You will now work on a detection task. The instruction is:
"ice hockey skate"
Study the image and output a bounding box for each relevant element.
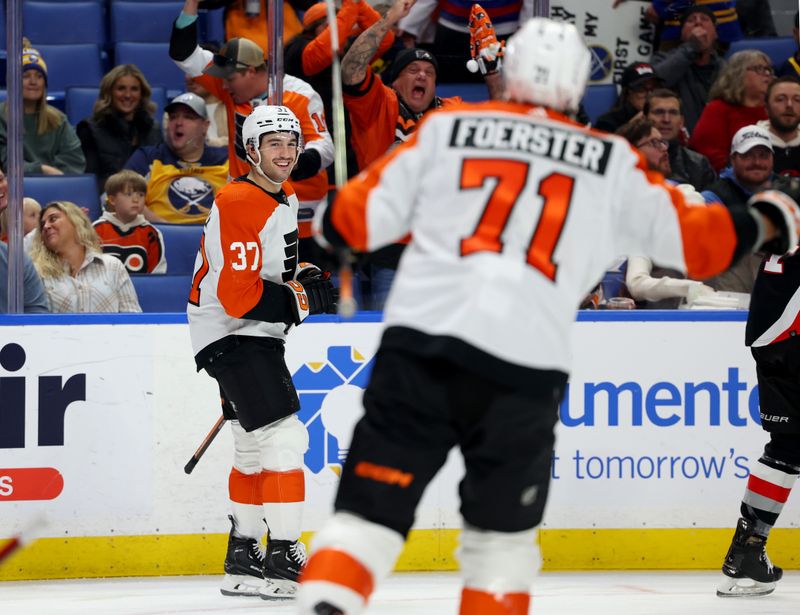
[717,517,783,597]
[259,535,308,600]
[219,516,266,597]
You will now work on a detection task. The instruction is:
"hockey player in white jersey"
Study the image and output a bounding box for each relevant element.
[187,105,336,600]
[295,18,800,615]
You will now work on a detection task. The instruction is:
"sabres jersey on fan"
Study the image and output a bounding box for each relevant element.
[187,177,301,358]
[318,101,753,385]
[173,46,334,238]
[125,142,229,224]
[746,249,800,347]
[93,212,166,274]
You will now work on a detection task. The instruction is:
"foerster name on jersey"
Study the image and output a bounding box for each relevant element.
[449,118,612,175]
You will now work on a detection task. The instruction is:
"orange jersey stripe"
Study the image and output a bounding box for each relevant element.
[300,548,375,600]
[459,587,530,615]
[261,468,305,503]
[331,130,421,251]
[632,154,738,280]
[229,468,263,505]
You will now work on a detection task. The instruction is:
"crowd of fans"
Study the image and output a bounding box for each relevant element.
[1,0,799,313]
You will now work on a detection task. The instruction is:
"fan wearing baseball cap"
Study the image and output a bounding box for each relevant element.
[123,92,229,224]
[595,62,665,133]
[169,0,333,260]
[699,124,776,295]
[702,125,775,216]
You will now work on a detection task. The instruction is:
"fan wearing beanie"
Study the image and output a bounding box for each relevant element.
[0,39,86,176]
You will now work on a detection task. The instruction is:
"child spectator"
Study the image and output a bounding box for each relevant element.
[93,170,166,274]
[22,197,42,236]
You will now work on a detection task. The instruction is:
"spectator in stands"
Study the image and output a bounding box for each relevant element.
[31,201,142,313]
[649,1,741,50]
[396,0,524,83]
[689,50,771,172]
[340,0,461,309]
[644,88,716,190]
[595,62,664,133]
[77,65,163,191]
[0,197,40,244]
[198,0,313,51]
[183,71,228,148]
[651,6,724,132]
[758,76,800,177]
[616,116,725,309]
[284,0,395,178]
[701,125,775,294]
[0,44,86,176]
[125,93,228,224]
[736,0,777,37]
[0,162,49,313]
[30,201,141,313]
[0,242,49,313]
[777,13,800,80]
[93,170,166,274]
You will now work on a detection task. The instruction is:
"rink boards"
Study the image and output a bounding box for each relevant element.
[1,311,799,580]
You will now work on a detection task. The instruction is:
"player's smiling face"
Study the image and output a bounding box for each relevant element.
[393,61,436,115]
[257,132,299,183]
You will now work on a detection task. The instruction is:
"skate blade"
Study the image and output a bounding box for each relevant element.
[716,575,776,597]
[259,577,298,600]
[220,573,265,597]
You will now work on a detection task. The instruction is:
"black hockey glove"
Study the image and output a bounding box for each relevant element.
[303,274,339,315]
[749,177,800,255]
[295,262,323,282]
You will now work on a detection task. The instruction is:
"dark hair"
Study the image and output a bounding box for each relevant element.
[643,88,682,115]
[766,75,800,100]
[616,116,655,147]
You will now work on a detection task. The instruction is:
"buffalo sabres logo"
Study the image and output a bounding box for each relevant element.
[168,176,215,217]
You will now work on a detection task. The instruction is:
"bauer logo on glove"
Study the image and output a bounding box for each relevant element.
[466,3,505,75]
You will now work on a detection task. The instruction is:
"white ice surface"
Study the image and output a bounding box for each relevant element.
[1,571,799,615]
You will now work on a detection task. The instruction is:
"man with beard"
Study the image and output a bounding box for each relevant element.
[758,77,800,177]
[701,125,776,294]
[645,88,716,190]
[125,92,229,224]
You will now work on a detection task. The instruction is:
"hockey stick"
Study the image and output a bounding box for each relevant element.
[0,516,47,567]
[184,414,226,474]
[325,0,358,318]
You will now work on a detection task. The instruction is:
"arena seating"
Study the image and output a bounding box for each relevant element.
[110,2,183,44]
[582,84,618,126]
[34,43,105,98]
[23,1,106,46]
[155,224,203,276]
[114,42,186,96]
[436,82,489,103]
[130,273,192,313]
[23,174,101,221]
[725,36,795,68]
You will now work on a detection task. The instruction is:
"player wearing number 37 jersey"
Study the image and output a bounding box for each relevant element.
[188,105,336,601]
[296,18,800,615]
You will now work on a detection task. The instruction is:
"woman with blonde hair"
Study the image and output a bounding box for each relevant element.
[0,43,86,175]
[77,64,163,188]
[30,201,141,313]
[689,49,773,171]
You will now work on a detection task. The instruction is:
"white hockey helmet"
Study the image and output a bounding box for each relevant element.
[242,104,302,157]
[503,18,591,113]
